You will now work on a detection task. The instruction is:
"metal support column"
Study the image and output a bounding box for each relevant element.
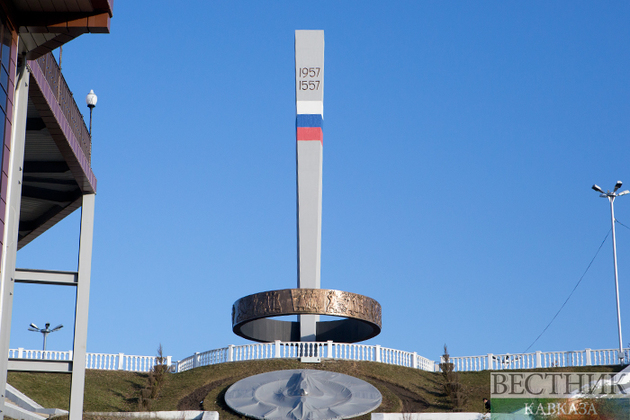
[608,196,624,360]
[0,58,29,420]
[68,193,95,420]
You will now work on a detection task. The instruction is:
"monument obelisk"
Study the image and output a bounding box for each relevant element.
[295,30,324,341]
[231,32,380,345]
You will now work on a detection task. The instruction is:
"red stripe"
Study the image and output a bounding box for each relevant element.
[297,127,323,143]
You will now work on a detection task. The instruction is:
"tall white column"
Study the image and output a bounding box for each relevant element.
[68,193,95,420]
[295,30,324,341]
[0,58,29,420]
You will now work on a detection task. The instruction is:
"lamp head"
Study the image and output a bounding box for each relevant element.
[86,90,97,109]
[592,184,605,194]
[614,181,623,192]
[29,323,38,329]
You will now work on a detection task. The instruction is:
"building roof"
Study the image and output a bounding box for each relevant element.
[3,0,113,59]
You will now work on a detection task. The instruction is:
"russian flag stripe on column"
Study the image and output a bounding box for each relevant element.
[296,113,323,143]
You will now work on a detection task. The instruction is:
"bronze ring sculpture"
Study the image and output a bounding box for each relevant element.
[232,289,382,343]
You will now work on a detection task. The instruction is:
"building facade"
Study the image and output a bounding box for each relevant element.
[0,2,113,420]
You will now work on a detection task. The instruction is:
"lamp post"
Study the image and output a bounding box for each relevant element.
[592,181,629,361]
[86,90,97,135]
[28,322,63,351]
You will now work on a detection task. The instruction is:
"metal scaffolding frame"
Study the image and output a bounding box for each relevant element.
[0,58,96,420]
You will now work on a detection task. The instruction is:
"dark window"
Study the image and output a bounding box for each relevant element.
[0,110,6,137]
[0,10,8,200]
[0,24,8,72]
[0,44,8,72]
[0,86,6,114]
[0,66,7,93]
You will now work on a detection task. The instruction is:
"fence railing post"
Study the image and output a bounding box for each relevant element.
[274,340,281,358]
[585,348,592,366]
[536,351,542,368]
[487,354,493,370]
[325,341,332,358]
[228,345,234,362]
[193,352,200,368]
[412,352,418,369]
[118,353,124,370]
[375,345,381,363]
[17,348,23,358]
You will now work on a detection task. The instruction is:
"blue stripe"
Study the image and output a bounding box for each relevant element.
[296,114,323,128]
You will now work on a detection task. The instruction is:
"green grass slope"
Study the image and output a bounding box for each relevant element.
[7,360,623,420]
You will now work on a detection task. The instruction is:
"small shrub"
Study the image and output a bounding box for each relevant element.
[439,345,468,412]
[138,344,169,410]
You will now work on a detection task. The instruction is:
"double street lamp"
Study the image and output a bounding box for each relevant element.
[28,322,63,351]
[592,181,629,360]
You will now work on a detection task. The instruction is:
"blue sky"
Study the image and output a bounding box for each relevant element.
[8,1,630,364]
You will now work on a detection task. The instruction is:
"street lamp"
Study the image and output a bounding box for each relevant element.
[86,90,97,135]
[592,181,630,361]
[28,322,63,351]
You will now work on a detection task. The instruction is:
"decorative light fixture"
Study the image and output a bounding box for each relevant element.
[86,90,97,135]
[28,322,63,351]
[592,181,630,361]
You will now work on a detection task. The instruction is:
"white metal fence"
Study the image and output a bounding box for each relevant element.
[8,344,629,373]
[8,348,171,372]
[447,348,630,372]
[174,340,436,372]
[8,348,73,361]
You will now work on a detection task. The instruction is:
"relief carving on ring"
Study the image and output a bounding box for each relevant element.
[232,289,381,328]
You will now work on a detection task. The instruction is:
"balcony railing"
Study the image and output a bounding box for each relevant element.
[32,53,92,162]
